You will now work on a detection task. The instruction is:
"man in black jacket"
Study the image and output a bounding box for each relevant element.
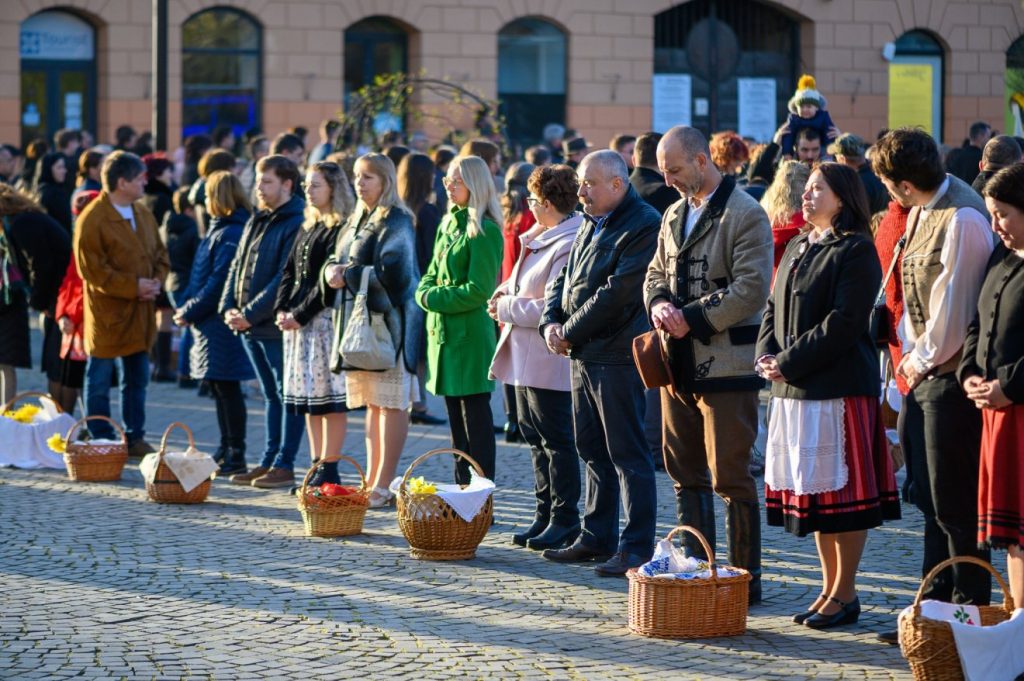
[540,150,661,576]
[629,132,678,215]
[221,155,304,489]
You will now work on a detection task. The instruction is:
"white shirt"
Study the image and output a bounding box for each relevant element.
[112,202,136,232]
[898,177,994,374]
[683,183,720,240]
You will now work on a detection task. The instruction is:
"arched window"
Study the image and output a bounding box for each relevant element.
[19,10,97,147]
[182,8,261,145]
[888,30,944,138]
[498,17,567,147]
[654,0,799,141]
[1005,35,1024,136]
[345,18,408,104]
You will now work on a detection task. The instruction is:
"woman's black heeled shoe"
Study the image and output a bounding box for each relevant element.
[805,596,860,629]
[792,594,827,624]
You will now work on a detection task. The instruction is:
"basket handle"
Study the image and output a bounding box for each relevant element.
[399,447,485,492]
[158,422,197,461]
[2,391,62,414]
[299,455,368,496]
[912,555,1015,616]
[63,415,128,444]
[664,524,719,584]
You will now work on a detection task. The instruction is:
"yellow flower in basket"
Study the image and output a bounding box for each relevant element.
[407,476,437,495]
[47,433,67,453]
[4,404,41,424]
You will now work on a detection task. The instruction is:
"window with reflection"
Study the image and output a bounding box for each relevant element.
[498,18,567,146]
[182,8,261,144]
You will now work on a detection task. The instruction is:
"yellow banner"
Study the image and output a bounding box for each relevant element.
[888,63,933,134]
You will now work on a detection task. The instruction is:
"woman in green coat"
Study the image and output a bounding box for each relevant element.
[416,155,504,484]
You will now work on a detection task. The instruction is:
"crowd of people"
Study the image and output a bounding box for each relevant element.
[1,73,1022,644]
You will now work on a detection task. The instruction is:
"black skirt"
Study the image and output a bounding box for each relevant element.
[0,291,31,368]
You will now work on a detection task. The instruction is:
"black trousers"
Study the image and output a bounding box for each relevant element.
[572,361,656,558]
[900,373,991,605]
[208,380,247,452]
[444,393,496,485]
[515,386,580,526]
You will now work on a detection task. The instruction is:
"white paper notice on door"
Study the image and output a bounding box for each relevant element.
[64,92,82,129]
[737,78,777,142]
[652,74,692,133]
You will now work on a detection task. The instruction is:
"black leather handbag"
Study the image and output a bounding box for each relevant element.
[869,236,906,349]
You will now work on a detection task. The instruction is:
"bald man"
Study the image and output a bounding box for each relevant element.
[644,126,773,604]
[540,150,662,576]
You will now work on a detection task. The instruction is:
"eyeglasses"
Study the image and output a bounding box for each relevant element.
[526,196,543,207]
[443,176,464,188]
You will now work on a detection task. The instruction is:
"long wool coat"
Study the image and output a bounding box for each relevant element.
[73,193,170,358]
[416,206,503,397]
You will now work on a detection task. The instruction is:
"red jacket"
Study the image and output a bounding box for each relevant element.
[54,257,85,361]
[501,206,537,284]
[771,210,806,285]
[874,200,912,395]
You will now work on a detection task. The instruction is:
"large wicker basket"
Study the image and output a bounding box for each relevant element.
[899,555,1015,681]
[297,455,370,537]
[145,422,212,504]
[396,448,493,561]
[63,416,129,482]
[627,525,751,639]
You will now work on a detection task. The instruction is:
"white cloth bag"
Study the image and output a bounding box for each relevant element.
[339,267,396,371]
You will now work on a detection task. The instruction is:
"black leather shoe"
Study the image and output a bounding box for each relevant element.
[512,518,549,547]
[410,410,446,426]
[805,596,860,629]
[526,523,581,551]
[792,594,827,625]
[542,542,613,564]
[503,422,521,443]
[876,629,900,645]
[594,552,649,577]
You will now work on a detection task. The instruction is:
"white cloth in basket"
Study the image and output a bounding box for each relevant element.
[766,397,848,495]
[0,410,76,469]
[389,470,496,522]
[140,448,217,493]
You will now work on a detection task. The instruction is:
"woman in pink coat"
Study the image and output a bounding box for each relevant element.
[489,164,583,551]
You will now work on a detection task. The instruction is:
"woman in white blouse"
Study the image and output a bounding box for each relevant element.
[755,163,900,630]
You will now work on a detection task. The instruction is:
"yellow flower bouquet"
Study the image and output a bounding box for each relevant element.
[47,433,67,454]
[407,476,437,495]
[3,404,41,424]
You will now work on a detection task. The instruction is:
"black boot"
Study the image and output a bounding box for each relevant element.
[726,499,763,605]
[217,447,247,477]
[513,516,549,547]
[526,522,581,550]
[676,490,716,560]
[152,332,175,381]
[318,460,340,485]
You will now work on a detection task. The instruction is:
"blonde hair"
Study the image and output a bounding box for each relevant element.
[450,155,502,238]
[351,153,411,224]
[205,170,251,218]
[303,162,354,229]
[761,160,810,227]
[0,184,43,216]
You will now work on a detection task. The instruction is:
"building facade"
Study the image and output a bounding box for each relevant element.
[4,0,1023,151]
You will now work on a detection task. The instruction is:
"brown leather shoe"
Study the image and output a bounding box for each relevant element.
[251,467,295,489]
[229,466,269,485]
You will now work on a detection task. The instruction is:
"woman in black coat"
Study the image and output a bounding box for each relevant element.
[0,185,72,403]
[756,163,900,630]
[960,164,1024,607]
[34,152,72,234]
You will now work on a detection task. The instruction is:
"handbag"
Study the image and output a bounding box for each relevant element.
[339,267,396,371]
[632,329,675,392]
[868,235,906,349]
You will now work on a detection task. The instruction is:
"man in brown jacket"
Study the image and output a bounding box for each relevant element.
[74,151,170,455]
[644,126,773,604]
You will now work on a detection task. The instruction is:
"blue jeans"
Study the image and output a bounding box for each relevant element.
[177,327,193,378]
[84,351,149,443]
[242,335,303,470]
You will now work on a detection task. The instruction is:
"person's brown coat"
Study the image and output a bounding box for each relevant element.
[73,192,170,358]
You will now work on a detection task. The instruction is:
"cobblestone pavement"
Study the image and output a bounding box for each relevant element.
[0,354,944,680]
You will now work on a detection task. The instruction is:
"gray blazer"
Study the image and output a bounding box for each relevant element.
[644,175,773,393]
[323,206,423,374]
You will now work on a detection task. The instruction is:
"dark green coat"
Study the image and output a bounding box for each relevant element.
[416,206,503,396]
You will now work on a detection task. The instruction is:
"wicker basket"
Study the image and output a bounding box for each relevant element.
[627,525,751,639]
[63,416,129,482]
[899,556,1015,681]
[297,455,370,537]
[396,448,493,560]
[1,391,60,414]
[145,422,212,504]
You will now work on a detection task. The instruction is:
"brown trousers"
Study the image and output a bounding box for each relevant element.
[661,388,759,503]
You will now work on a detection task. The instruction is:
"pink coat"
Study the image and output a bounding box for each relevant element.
[489,214,583,391]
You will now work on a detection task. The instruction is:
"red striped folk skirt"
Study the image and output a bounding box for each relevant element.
[766,395,901,537]
[978,404,1024,549]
